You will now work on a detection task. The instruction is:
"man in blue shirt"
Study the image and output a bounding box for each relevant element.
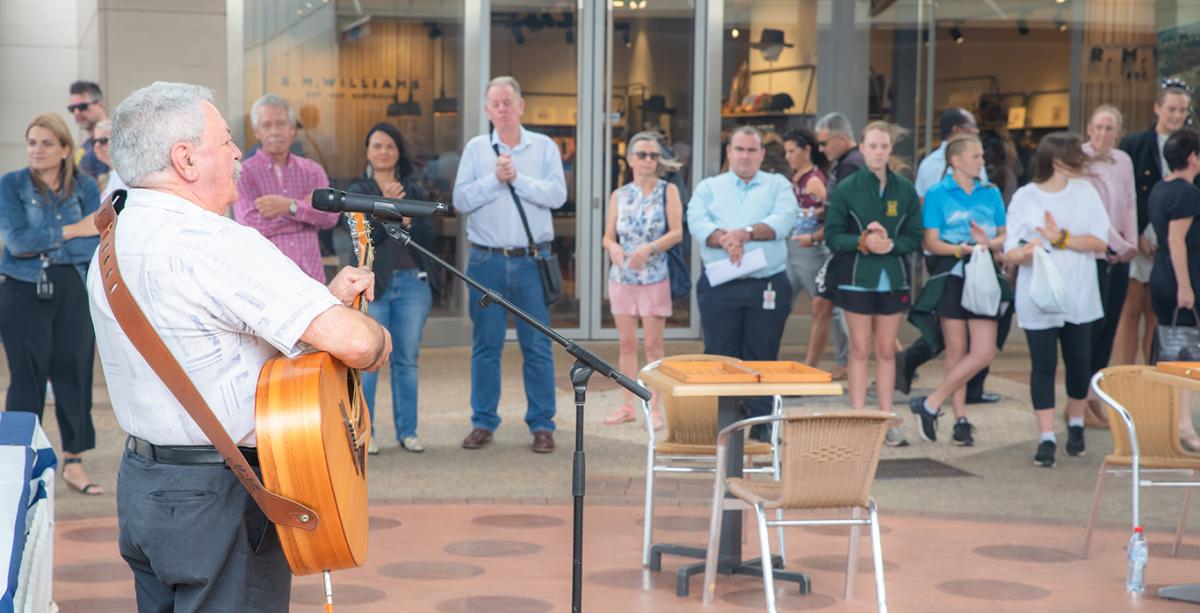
[453,76,567,453]
[689,126,797,438]
[67,81,110,177]
[913,108,987,198]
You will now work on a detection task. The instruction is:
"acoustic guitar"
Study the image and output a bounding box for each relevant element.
[254,212,375,576]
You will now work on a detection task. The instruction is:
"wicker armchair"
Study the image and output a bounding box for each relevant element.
[701,411,898,613]
[637,355,784,568]
[1083,366,1200,559]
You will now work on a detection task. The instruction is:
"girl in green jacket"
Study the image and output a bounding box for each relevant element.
[825,121,923,445]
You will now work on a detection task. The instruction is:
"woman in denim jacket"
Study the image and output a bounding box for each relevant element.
[0,113,103,494]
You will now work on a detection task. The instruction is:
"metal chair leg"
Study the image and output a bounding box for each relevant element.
[869,501,888,613]
[702,478,727,605]
[845,507,861,600]
[1172,470,1195,557]
[755,502,777,613]
[642,451,656,567]
[774,509,787,568]
[1080,465,1109,559]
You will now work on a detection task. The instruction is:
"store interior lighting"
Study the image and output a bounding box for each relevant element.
[1017,18,1030,36]
[731,27,740,39]
[1054,13,1068,31]
[949,25,965,44]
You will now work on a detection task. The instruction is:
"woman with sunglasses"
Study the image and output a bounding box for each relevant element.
[601,131,684,428]
[91,120,126,201]
[0,113,103,494]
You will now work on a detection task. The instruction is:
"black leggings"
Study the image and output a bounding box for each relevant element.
[0,266,96,453]
[1023,322,1093,411]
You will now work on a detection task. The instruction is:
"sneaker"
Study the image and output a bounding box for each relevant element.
[367,439,380,455]
[1034,440,1057,468]
[909,396,940,442]
[885,426,910,447]
[400,436,424,453]
[1066,426,1085,457]
[952,418,975,447]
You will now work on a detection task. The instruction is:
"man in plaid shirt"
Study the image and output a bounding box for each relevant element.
[235,93,340,282]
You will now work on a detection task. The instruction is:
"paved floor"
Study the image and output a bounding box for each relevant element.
[7,338,1200,610]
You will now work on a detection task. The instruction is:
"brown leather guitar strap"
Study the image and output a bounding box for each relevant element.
[94,190,318,531]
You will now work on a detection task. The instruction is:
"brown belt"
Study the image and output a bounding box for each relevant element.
[127,435,259,467]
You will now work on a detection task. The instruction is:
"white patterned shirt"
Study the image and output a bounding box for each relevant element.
[87,189,341,446]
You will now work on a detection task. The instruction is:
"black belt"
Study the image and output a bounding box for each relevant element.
[472,242,552,257]
[126,436,259,467]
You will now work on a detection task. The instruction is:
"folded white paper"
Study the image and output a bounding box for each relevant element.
[704,248,767,287]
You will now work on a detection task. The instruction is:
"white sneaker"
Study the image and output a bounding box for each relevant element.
[885,426,909,447]
[400,436,424,453]
[367,439,380,455]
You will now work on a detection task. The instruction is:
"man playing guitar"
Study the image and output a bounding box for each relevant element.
[86,81,390,611]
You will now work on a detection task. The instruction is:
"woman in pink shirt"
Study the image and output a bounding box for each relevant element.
[1082,105,1138,427]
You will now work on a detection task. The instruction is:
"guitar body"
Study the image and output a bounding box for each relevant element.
[255,351,370,575]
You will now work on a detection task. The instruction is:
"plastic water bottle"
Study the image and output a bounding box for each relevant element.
[1126,526,1148,593]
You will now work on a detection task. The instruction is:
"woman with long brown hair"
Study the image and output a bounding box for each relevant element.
[0,113,103,493]
[1004,132,1110,468]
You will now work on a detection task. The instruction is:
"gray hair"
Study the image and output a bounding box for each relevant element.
[815,112,856,141]
[111,81,212,187]
[94,119,112,134]
[250,93,295,128]
[627,131,683,175]
[486,76,523,99]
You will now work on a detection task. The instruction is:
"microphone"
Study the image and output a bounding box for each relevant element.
[311,188,448,221]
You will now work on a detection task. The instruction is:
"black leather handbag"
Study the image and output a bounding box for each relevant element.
[1152,308,1200,364]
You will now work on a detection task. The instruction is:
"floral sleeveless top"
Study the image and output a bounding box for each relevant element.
[610,180,669,285]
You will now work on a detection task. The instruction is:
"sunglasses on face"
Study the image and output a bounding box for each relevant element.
[94,137,110,146]
[630,151,660,161]
[67,101,98,113]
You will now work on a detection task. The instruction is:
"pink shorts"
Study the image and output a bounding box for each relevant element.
[608,279,672,318]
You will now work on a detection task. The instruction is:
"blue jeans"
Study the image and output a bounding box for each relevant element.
[467,247,557,433]
[362,269,432,440]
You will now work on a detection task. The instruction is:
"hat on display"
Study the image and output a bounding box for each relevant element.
[750,28,794,61]
[640,95,676,115]
[768,93,795,111]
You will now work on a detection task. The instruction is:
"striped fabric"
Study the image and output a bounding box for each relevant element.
[0,412,56,613]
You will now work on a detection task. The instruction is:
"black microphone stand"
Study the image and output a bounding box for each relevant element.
[376,220,652,613]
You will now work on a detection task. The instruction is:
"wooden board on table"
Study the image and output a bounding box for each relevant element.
[741,360,832,383]
[659,361,758,384]
[1156,362,1200,381]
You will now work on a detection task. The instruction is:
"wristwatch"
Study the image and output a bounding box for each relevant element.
[288,200,298,215]
[743,225,754,239]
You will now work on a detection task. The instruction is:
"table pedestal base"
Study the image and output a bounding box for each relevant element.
[649,543,810,597]
[1158,584,1200,604]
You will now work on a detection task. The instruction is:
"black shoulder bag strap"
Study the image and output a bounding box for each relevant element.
[491,140,539,255]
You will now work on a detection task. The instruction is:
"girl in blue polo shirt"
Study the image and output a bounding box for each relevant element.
[909,134,1006,447]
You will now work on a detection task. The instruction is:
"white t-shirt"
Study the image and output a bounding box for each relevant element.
[87,189,342,446]
[1004,179,1111,330]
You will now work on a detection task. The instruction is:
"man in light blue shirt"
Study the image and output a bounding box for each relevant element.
[914,108,987,198]
[452,76,567,453]
[688,125,797,436]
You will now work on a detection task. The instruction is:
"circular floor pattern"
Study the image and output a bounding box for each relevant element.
[443,539,544,558]
[973,544,1078,564]
[59,525,119,543]
[369,516,402,530]
[720,588,838,610]
[378,560,486,580]
[1149,542,1200,560]
[434,595,554,613]
[803,524,891,537]
[471,513,565,529]
[290,583,386,605]
[795,554,900,573]
[936,579,1051,601]
[55,560,131,583]
[634,515,711,532]
[585,568,676,591]
[58,597,137,612]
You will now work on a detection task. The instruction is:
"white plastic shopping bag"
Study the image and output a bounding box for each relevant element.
[961,245,1001,316]
[1030,246,1068,314]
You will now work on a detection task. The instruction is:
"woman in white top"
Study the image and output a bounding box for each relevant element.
[1003,132,1110,469]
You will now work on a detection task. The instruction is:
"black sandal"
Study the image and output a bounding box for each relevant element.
[62,457,103,496]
